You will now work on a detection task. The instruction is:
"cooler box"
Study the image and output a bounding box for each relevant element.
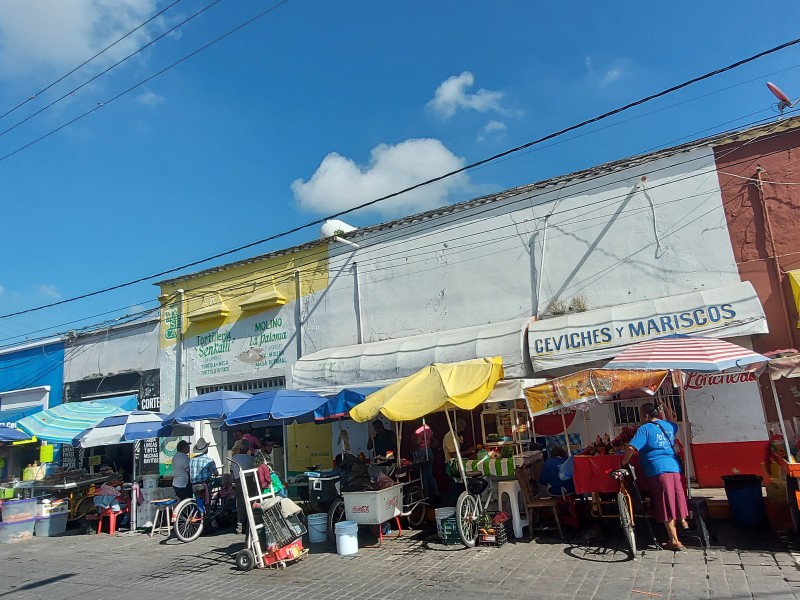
[0,517,35,543]
[342,484,403,525]
[1,498,37,522]
[34,513,68,537]
[36,500,68,517]
[309,476,340,504]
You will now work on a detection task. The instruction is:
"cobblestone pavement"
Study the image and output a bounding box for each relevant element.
[1,521,799,600]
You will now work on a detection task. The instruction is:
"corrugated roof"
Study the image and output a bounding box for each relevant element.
[157,116,800,287]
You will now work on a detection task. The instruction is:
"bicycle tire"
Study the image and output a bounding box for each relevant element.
[455,491,479,548]
[617,490,637,559]
[404,484,426,528]
[327,497,345,538]
[174,498,204,543]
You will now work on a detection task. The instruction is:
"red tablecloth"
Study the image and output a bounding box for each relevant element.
[573,454,641,494]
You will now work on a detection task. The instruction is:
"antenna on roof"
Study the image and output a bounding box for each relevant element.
[767,81,796,115]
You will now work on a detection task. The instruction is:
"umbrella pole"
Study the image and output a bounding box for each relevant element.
[770,377,794,459]
[677,370,693,499]
[445,410,468,490]
[560,411,572,456]
[283,421,289,481]
[396,422,402,467]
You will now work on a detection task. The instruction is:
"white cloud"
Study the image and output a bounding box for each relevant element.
[585,55,627,87]
[37,284,60,300]
[427,72,508,119]
[292,139,470,217]
[602,66,623,86]
[137,90,164,107]
[0,1,159,81]
[477,120,507,142]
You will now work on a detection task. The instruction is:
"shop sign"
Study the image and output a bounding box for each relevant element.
[684,372,757,390]
[139,396,161,412]
[142,438,160,465]
[527,282,767,372]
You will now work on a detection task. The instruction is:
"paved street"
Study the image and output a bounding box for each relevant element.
[1,521,800,600]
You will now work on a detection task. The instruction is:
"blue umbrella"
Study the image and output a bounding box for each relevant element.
[314,387,381,422]
[72,411,194,448]
[224,389,328,427]
[165,390,252,424]
[0,426,31,443]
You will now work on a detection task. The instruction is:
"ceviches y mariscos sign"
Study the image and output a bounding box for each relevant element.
[527,282,767,372]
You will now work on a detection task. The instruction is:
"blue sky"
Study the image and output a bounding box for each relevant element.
[1,1,800,345]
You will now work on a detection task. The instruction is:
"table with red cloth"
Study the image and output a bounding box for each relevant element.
[573,454,651,494]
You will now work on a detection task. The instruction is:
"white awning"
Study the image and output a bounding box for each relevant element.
[527,281,768,372]
[292,317,530,389]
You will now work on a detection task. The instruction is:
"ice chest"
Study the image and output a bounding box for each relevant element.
[309,476,340,504]
[342,484,403,524]
[34,513,68,537]
[36,501,68,517]
[0,517,35,543]
[1,498,37,522]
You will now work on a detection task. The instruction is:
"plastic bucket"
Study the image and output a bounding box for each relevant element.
[435,507,455,539]
[307,513,328,544]
[721,474,766,526]
[334,520,358,556]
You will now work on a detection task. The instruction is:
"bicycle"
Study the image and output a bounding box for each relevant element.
[454,469,493,547]
[610,464,639,559]
[173,477,236,542]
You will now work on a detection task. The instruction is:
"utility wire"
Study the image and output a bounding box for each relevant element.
[1,34,798,321]
[0,0,183,122]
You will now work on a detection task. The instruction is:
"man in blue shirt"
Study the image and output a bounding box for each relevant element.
[539,446,575,496]
[622,402,688,551]
[190,438,219,484]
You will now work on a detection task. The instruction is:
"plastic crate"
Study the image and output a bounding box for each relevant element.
[342,484,403,525]
[0,517,35,543]
[478,520,514,548]
[1,498,37,523]
[263,539,307,567]
[439,515,461,545]
[255,504,306,549]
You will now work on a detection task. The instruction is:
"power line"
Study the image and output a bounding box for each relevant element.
[2,35,799,321]
[0,0,183,123]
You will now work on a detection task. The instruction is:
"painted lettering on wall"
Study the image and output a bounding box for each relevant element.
[684,371,756,390]
[163,307,179,340]
[532,303,737,355]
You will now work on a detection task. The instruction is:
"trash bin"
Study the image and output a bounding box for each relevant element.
[721,474,766,526]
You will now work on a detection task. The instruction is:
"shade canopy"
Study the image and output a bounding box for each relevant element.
[224,389,329,427]
[73,411,194,448]
[604,334,768,373]
[0,426,31,443]
[766,351,800,380]
[165,390,252,424]
[524,369,669,418]
[17,400,130,444]
[314,387,380,423]
[350,357,504,423]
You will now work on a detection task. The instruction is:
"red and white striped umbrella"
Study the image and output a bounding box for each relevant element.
[604,334,768,372]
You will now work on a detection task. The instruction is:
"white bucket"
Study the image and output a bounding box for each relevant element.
[435,507,455,539]
[307,513,328,544]
[334,520,358,556]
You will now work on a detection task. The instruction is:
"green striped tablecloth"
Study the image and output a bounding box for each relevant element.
[462,457,516,477]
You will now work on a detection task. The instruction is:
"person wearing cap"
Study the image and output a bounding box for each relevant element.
[621,402,688,551]
[189,438,219,485]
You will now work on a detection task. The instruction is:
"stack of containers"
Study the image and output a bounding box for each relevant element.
[34,499,68,537]
[0,498,37,543]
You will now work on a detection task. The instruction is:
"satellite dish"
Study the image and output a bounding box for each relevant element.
[767,82,795,114]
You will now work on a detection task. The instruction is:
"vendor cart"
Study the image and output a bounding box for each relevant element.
[33,476,107,521]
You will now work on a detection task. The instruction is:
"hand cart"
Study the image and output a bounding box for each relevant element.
[234,466,308,571]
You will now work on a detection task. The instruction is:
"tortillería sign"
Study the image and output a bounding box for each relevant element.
[527,282,768,372]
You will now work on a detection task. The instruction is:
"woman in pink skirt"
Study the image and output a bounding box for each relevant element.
[622,402,688,551]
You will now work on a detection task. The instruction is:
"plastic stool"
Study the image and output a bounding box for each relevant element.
[497,480,529,539]
[149,498,176,538]
[97,506,128,535]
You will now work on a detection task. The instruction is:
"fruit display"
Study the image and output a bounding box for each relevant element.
[580,426,638,456]
[37,467,98,486]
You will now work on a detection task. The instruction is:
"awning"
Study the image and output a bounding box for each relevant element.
[789,271,800,328]
[527,281,767,372]
[0,405,43,428]
[17,400,130,444]
[292,317,530,389]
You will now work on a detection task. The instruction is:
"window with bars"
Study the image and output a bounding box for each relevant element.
[612,394,683,426]
[196,376,286,395]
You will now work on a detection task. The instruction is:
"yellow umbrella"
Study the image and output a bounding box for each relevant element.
[350,357,504,423]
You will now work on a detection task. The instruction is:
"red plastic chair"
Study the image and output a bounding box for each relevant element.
[97,506,128,535]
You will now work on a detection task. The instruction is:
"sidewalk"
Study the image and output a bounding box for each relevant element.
[0,520,798,600]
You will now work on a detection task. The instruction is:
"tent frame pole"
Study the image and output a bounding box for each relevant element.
[445,410,468,490]
[676,369,693,499]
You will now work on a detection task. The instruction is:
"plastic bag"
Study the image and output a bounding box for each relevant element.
[558,456,574,481]
[374,471,395,490]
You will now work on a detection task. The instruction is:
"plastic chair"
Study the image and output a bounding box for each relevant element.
[515,464,563,539]
[497,480,529,539]
[97,505,128,535]
[149,498,176,538]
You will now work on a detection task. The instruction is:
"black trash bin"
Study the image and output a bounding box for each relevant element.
[721,474,766,526]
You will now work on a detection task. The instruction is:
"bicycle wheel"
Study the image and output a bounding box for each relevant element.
[455,491,479,548]
[617,491,637,559]
[174,498,204,543]
[404,484,426,528]
[327,497,345,538]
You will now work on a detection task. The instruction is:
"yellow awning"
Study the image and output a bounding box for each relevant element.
[350,357,504,422]
[789,270,800,328]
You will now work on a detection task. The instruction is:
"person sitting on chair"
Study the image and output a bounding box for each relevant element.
[539,446,575,496]
[93,473,129,525]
